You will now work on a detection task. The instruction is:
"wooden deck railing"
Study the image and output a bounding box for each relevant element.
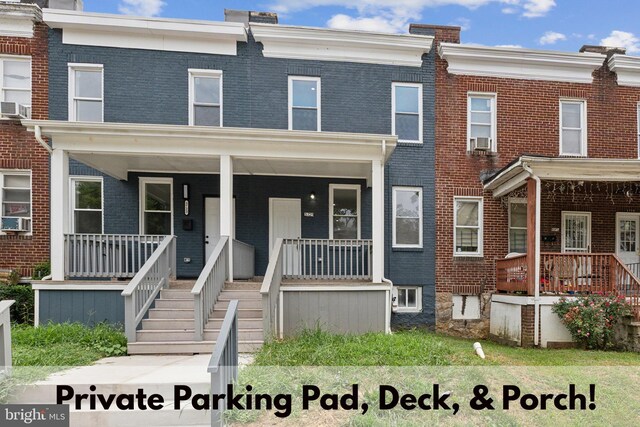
[122,236,176,342]
[496,252,640,319]
[192,236,229,341]
[261,238,284,339]
[282,238,372,280]
[208,299,239,426]
[65,234,166,278]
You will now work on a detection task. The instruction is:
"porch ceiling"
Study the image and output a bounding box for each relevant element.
[484,155,640,197]
[24,120,396,182]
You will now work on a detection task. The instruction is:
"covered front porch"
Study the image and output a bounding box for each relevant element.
[484,156,640,347]
[25,120,396,351]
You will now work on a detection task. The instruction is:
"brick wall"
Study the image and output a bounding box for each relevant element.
[435,45,640,334]
[0,21,49,277]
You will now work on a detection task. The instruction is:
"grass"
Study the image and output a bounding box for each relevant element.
[253,329,640,366]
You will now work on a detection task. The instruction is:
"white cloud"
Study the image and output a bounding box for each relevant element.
[538,31,566,45]
[269,0,557,34]
[495,44,523,48]
[118,0,165,17]
[449,17,471,31]
[601,30,640,54]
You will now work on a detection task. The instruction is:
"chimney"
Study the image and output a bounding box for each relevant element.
[19,0,83,11]
[224,9,278,25]
[409,24,461,44]
[580,44,626,57]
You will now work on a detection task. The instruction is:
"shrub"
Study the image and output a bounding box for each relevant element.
[0,270,20,286]
[31,261,51,281]
[552,293,632,350]
[0,284,34,324]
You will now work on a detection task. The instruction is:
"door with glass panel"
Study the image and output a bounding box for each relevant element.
[616,213,640,276]
[561,211,591,288]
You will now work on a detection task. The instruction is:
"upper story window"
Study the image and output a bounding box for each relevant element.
[71,177,103,234]
[392,83,422,143]
[1,57,31,109]
[68,64,103,122]
[329,184,360,239]
[189,69,222,126]
[560,99,587,156]
[454,197,483,257]
[0,171,31,234]
[468,93,496,152]
[289,76,321,131]
[393,187,423,248]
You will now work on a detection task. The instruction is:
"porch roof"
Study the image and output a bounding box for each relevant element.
[483,155,640,197]
[22,120,397,182]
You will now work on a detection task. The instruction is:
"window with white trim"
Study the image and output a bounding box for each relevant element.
[560,99,586,156]
[508,198,527,253]
[140,178,173,235]
[0,171,31,233]
[329,184,360,239]
[467,93,496,151]
[68,64,103,122]
[454,197,483,256]
[189,69,222,126]
[393,186,422,248]
[392,83,422,143]
[71,177,103,234]
[289,76,320,131]
[394,286,422,313]
[0,57,31,108]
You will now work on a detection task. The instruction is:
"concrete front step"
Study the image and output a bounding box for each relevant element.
[136,328,264,342]
[160,288,193,299]
[128,340,263,354]
[155,298,194,309]
[223,281,261,290]
[211,308,262,319]
[149,308,194,319]
[167,280,196,289]
[215,298,262,309]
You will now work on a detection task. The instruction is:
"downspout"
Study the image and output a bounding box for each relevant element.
[522,163,541,346]
[35,125,53,280]
[34,125,53,154]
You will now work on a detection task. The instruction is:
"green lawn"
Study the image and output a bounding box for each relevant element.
[253,329,640,366]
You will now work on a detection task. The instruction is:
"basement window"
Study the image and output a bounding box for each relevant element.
[394,286,422,313]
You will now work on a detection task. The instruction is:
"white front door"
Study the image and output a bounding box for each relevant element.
[204,197,235,261]
[269,198,302,275]
[561,211,591,253]
[616,213,640,265]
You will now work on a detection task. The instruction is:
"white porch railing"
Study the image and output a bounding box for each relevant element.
[208,299,239,426]
[192,236,229,341]
[0,300,15,379]
[282,238,372,280]
[122,236,176,342]
[261,238,284,339]
[65,234,166,278]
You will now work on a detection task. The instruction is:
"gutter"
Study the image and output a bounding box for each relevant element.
[34,125,53,154]
[522,162,541,347]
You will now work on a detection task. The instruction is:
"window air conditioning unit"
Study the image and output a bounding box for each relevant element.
[1,217,29,232]
[1,102,30,119]
[470,137,492,151]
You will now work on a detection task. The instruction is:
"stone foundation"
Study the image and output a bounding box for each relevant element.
[613,318,640,352]
[435,292,491,338]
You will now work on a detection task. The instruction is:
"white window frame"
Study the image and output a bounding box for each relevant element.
[453,196,483,257]
[394,286,422,313]
[139,177,174,236]
[68,63,104,122]
[328,183,361,240]
[288,76,321,131]
[0,170,32,235]
[188,69,223,127]
[559,99,587,157]
[561,211,592,253]
[70,176,104,234]
[392,186,423,248]
[0,55,31,112]
[508,197,527,254]
[392,82,423,144]
[467,92,497,152]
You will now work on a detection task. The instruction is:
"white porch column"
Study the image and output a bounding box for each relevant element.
[50,149,69,281]
[371,159,384,283]
[220,155,234,282]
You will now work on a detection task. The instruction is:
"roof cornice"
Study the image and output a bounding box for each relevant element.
[608,54,640,87]
[439,43,606,83]
[43,9,247,55]
[251,23,433,67]
[0,3,42,38]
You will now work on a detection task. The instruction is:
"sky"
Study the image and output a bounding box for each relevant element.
[83,1,640,54]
